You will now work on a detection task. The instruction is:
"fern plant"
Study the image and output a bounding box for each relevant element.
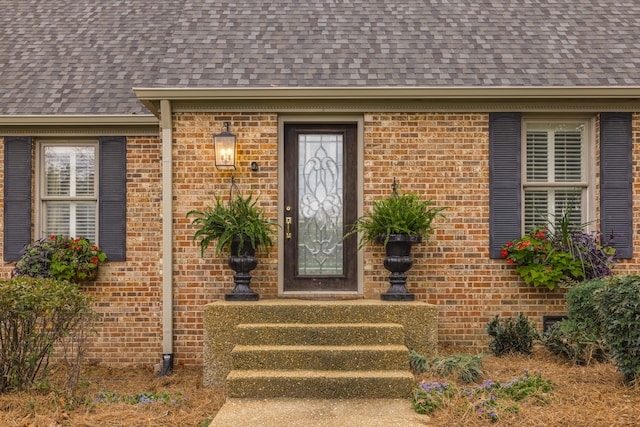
[346,185,446,248]
[187,192,276,256]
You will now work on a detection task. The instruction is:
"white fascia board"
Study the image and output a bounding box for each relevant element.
[0,115,158,126]
[133,86,640,101]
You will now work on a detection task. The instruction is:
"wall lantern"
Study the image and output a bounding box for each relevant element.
[214,122,236,170]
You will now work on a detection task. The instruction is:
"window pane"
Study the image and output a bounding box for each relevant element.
[75,149,96,196]
[44,200,97,240]
[75,202,97,241]
[526,131,548,182]
[524,190,549,231]
[524,189,583,232]
[45,148,71,196]
[44,146,95,197]
[42,144,97,241]
[554,190,582,229]
[554,131,583,182]
[523,121,587,234]
[45,202,70,236]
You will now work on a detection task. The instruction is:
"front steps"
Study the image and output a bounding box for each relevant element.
[203,300,438,395]
[227,322,414,398]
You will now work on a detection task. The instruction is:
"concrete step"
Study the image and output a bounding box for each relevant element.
[231,344,409,371]
[226,369,415,399]
[225,319,417,399]
[204,300,438,389]
[236,322,405,346]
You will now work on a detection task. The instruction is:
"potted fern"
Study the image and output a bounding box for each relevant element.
[347,180,446,300]
[187,192,276,301]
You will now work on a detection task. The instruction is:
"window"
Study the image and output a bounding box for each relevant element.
[523,120,591,232]
[4,136,126,262]
[489,112,632,259]
[40,143,98,241]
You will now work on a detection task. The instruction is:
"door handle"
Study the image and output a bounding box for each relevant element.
[285,205,292,239]
[285,216,292,239]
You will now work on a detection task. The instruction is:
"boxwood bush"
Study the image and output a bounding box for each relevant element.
[541,278,608,365]
[594,276,640,384]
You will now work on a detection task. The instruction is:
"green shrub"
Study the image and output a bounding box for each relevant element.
[487,314,539,356]
[410,351,484,383]
[541,279,608,364]
[541,319,608,365]
[409,350,428,374]
[0,277,94,393]
[411,381,457,415]
[594,276,640,384]
[431,354,483,383]
[412,370,553,421]
[566,278,606,326]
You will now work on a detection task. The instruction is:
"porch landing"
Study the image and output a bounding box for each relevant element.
[203,299,438,389]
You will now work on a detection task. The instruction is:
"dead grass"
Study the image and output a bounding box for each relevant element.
[417,347,640,426]
[0,365,225,427]
[0,348,638,426]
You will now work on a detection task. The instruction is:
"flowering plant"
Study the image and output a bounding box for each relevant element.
[12,235,107,282]
[501,226,615,290]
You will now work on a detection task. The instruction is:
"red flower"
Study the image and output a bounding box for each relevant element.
[91,256,99,264]
[501,249,508,258]
[507,259,514,264]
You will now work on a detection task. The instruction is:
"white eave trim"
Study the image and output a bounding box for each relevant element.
[0,115,158,126]
[0,115,159,136]
[133,86,640,114]
[133,86,640,101]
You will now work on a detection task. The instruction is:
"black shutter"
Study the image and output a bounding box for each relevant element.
[600,113,633,258]
[489,113,522,258]
[99,136,126,261]
[3,136,32,262]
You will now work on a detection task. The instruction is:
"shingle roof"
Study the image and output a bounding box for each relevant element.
[2,0,640,115]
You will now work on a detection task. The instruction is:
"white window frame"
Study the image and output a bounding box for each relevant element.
[521,115,596,234]
[36,139,100,241]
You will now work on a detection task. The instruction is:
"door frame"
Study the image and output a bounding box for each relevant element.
[277,114,364,296]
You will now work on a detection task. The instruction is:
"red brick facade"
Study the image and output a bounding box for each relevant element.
[2,111,639,366]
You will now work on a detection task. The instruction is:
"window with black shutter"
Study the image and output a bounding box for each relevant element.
[489,113,632,259]
[2,135,127,262]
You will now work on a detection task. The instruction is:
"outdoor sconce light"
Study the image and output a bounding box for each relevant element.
[214,122,236,170]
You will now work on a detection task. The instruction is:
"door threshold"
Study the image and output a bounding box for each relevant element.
[279,292,363,301]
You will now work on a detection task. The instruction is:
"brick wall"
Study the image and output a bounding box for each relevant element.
[0,135,164,367]
[363,113,564,348]
[172,113,280,364]
[2,110,639,367]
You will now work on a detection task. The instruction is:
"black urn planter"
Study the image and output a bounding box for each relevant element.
[225,235,259,301]
[379,234,422,301]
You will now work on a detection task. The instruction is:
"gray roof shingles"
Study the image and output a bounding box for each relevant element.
[1,0,640,115]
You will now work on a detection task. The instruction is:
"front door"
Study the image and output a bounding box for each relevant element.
[283,124,358,292]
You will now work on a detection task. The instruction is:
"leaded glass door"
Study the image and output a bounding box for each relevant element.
[283,124,357,292]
